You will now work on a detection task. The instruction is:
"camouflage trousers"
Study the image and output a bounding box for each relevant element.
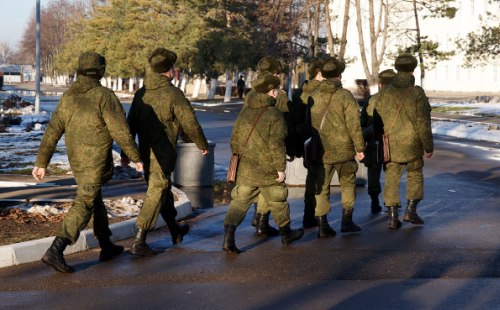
[224,184,290,228]
[136,161,176,231]
[57,184,111,244]
[384,158,424,206]
[311,160,358,217]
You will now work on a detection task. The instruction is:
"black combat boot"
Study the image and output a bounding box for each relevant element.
[387,206,402,229]
[279,224,304,245]
[251,204,259,227]
[403,199,424,225]
[98,236,124,262]
[302,204,317,228]
[256,212,280,237]
[160,205,190,244]
[316,215,336,238]
[370,193,382,214]
[130,228,158,257]
[222,225,241,254]
[41,237,74,273]
[341,208,362,233]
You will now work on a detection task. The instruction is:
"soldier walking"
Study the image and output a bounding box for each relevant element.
[32,51,144,273]
[310,57,365,237]
[122,48,209,256]
[297,58,324,228]
[360,69,396,213]
[223,73,304,254]
[373,54,433,229]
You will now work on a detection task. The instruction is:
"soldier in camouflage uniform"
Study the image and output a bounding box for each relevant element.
[246,56,292,237]
[122,48,209,256]
[297,58,324,228]
[360,69,396,213]
[373,54,433,229]
[222,73,304,254]
[310,58,365,238]
[32,51,143,273]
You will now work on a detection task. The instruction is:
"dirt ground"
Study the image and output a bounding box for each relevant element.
[0,206,131,246]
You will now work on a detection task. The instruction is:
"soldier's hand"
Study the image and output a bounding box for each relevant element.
[276,171,286,183]
[120,156,130,167]
[356,152,365,161]
[32,167,46,181]
[425,152,433,158]
[134,161,144,172]
[201,149,209,156]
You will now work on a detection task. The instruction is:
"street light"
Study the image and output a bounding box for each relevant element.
[35,0,41,114]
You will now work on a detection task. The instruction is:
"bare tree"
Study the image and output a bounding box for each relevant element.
[355,0,390,86]
[338,0,351,60]
[0,41,16,64]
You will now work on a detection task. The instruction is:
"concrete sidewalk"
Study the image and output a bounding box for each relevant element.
[0,175,193,268]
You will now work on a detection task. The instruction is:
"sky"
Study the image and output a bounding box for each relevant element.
[0,1,37,47]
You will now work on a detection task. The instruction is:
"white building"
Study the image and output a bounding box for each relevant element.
[329,0,500,93]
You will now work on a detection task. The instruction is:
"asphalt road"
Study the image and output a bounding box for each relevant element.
[1,133,499,308]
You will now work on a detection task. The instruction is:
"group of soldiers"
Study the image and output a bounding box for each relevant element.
[31,47,433,272]
[222,53,434,253]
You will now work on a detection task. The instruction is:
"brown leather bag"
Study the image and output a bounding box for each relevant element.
[227,109,267,184]
[226,153,239,183]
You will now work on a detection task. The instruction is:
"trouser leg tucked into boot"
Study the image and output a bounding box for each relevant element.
[222,225,241,254]
[251,204,259,227]
[370,193,382,214]
[302,204,317,228]
[130,228,158,257]
[256,211,279,237]
[316,215,336,238]
[341,208,361,233]
[41,237,74,273]
[403,199,424,225]
[98,236,124,262]
[387,206,402,229]
[279,224,304,245]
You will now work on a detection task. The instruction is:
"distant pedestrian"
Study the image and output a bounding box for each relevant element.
[237,75,245,99]
[33,51,144,273]
[122,47,209,256]
[310,57,365,237]
[360,69,396,213]
[222,73,304,254]
[373,54,433,229]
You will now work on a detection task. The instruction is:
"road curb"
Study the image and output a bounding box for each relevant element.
[0,187,192,269]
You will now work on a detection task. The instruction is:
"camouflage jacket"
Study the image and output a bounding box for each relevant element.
[127,70,208,174]
[374,72,433,163]
[35,75,141,184]
[231,93,287,187]
[310,79,365,164]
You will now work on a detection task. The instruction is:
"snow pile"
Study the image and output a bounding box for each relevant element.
[104,197,144,218]
[27,204,67,217]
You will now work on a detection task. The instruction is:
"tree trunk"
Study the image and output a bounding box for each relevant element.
[191,77,202,99]
[207,76,217,100]
[339,0,351,60]
[180,73,188,93]
[413,0,425,87]
[324,0,335,56]
[224,69,233,103]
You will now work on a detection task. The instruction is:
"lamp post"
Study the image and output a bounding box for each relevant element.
[35,0,41,114]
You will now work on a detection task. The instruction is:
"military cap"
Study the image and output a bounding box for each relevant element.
[257,56,282,75]
[308,58,324,79]
[253,73,281,93]
[378,69,396,85]
[77,51,106,77]
[395,53,418,72]
[148,48,177,73]
[321,57,346,79]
